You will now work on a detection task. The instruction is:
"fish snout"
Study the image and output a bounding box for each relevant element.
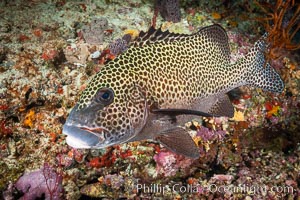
[65,104,99,126]
[63,124,111,148]
[63,103,110,148]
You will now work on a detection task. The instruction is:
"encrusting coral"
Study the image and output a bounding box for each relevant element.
[81,17,109,44]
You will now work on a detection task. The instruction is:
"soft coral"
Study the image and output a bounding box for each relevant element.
[5,163,64,200]
[255,0,300,59]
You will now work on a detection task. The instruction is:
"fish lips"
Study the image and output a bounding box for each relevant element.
[62,124,109,149]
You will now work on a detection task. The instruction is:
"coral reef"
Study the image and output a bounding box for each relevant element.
[155,0,181,23]
[196,126,227,143]
[153,150,193,177]
[81,17,109,45]
[0,0,299,199]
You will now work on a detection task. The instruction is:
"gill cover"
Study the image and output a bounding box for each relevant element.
[63,84,149,149]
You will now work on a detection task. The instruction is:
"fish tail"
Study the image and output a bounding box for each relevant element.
[242,35,284,93]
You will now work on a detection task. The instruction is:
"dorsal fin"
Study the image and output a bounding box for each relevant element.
[131,24,231,65]
[196,24,231,64]
[132,26,189,47]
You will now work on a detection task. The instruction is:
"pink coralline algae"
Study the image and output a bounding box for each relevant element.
[104,174,125,189]
[210,174,234,183]
[7,163,63,200]
[155,0,181,23]
[108,34,131,56]
[153,150,193,177]
[81,17,108,44]
[196,126,227,142]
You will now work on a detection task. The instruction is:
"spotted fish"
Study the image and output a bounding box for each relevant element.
[63,25,284,158]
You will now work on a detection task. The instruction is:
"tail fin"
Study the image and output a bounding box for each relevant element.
[243,35,284,93]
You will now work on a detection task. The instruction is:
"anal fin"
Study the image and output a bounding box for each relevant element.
[209,94,234,117]
[155,127,200,158]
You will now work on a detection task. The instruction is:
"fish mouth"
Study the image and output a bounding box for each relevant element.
[62,124,110,149]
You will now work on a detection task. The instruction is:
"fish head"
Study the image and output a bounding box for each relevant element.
[63,70,148,149]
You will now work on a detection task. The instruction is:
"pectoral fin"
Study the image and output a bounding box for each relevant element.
[155,127,200,158]
[151,108,215,117]
[209,95,234,117]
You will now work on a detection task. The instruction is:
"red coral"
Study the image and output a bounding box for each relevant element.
[33,29,43,37]
[98,49,115,65]
[19,34,30,42]
[265,100,282,119]
[242,94,252,100]
[0,120,12,137]
[104,29,114,34]
[89,149,116,168]
[42,49,58,61]
[0,105,9,110]
[89,157,102,168]
[154,144,161,153]
[57,86,63,94]
[119,149,132,159]
[265,101,273,111]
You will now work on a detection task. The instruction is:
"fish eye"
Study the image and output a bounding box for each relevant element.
[95,88,114,105]
[101,92,110,99]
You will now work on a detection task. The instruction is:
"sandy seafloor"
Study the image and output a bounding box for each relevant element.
[0,0,299,199]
